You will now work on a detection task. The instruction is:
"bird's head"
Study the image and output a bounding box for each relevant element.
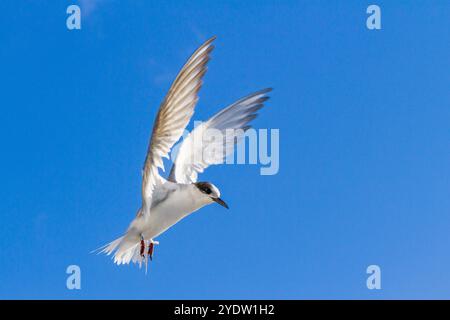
[194,182,229,209]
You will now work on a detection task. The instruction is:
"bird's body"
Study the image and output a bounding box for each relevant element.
[97,36,272,267]
[133,181,209,240]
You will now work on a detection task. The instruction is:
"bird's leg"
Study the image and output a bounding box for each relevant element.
[148,239,159,261]
[140,235,145,258]
[148,243,154,261]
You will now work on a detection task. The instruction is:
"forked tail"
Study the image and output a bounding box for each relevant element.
[95,234,143,266]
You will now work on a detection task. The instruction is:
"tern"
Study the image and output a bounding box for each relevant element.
[98,36,271,266]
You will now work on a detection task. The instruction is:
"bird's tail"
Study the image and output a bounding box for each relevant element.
[94,233,144,266]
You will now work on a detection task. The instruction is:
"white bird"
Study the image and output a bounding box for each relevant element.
[98,36,272,266]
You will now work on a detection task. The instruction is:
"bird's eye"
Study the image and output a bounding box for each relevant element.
[203,187,212,194]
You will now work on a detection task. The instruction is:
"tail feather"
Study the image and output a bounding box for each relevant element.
[95,236,123,255]
[95,235,144,266]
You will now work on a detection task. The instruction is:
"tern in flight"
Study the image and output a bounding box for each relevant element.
[98,36,272,266]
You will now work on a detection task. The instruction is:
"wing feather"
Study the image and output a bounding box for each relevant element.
[169,88,272,184]
[141,37,215,214]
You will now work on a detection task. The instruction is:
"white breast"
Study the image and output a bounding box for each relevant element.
[140,182,208,239]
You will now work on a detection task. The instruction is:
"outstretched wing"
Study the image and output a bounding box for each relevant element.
[168,88,272,184]
[141,37,215,214]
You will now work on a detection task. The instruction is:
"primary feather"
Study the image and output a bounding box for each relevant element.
[141,36,215,215]
[169,88,272,184]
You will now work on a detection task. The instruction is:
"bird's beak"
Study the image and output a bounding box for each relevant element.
[212,197,229,209]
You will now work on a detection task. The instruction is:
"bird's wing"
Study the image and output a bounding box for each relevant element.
[168,88,272,184]
[141,37,215,215]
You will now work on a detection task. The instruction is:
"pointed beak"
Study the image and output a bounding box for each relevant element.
[212,197,229,209]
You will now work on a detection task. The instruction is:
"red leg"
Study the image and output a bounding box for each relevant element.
[140,238,145,257]
[148,242,154,261]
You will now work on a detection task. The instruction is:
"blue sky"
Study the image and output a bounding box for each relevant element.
[0,1,449,299]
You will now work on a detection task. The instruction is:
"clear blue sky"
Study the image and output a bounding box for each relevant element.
[0,1,449,299]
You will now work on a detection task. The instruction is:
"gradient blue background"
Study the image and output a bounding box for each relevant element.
[0,1,449,299]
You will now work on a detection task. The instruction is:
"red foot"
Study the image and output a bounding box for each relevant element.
[148,242,154,261]
[140,238,145,257]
